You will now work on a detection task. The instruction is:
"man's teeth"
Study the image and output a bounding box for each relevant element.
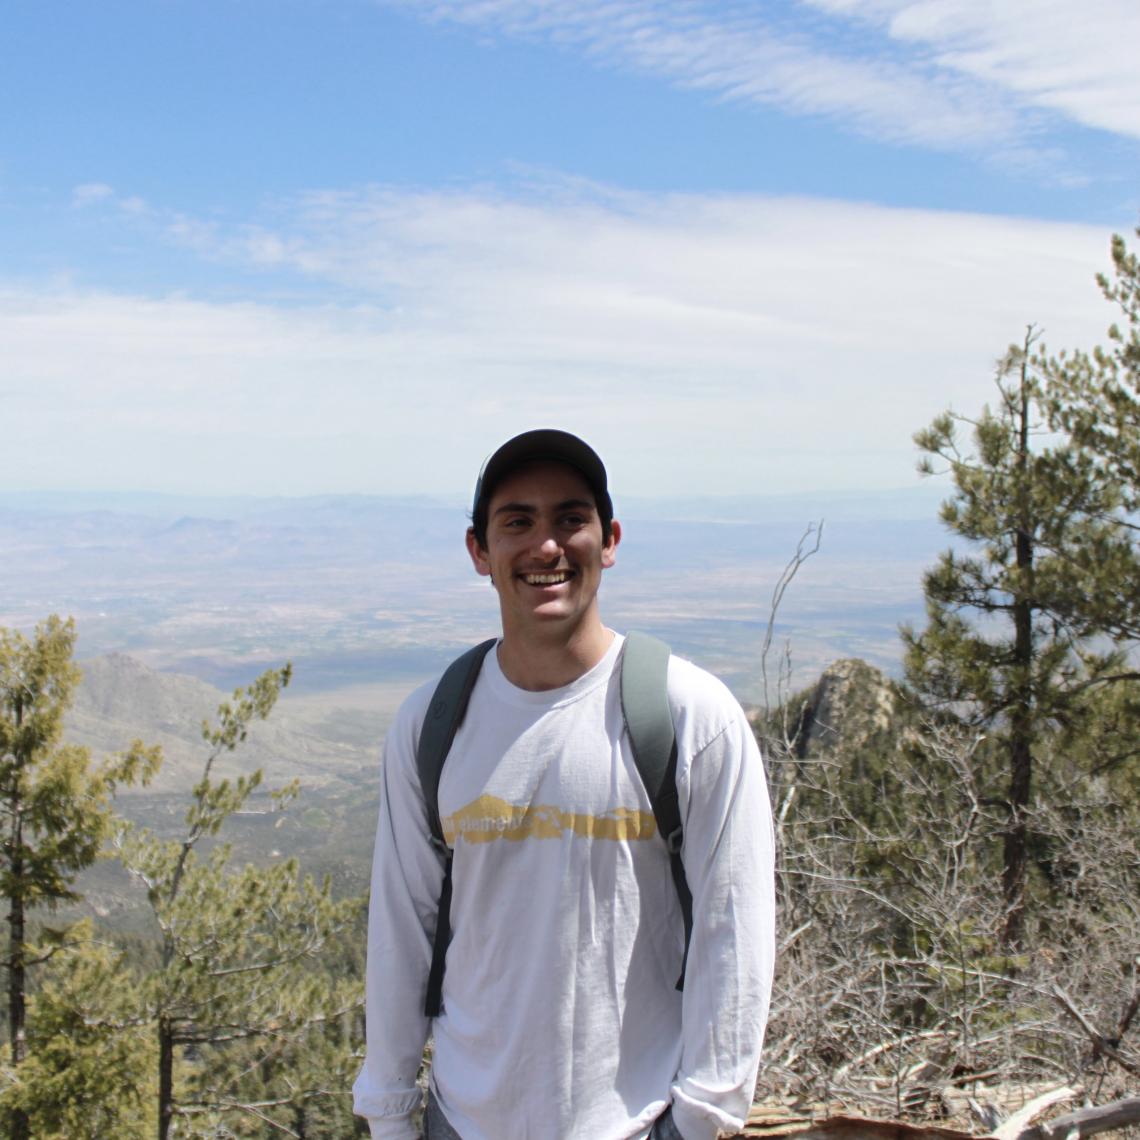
[524,572,571,585]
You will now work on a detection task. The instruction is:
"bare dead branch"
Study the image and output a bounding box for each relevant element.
[1052,986,1140,1076]
[834,1032,950,1082]
[761,520,823,720]
[993,1086,1080,1140]
[1113,982,1140,1044]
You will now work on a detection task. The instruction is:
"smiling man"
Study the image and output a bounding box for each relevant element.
[353,430,775,1140]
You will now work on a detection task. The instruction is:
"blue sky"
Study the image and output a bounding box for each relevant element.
[4,0,1139,499]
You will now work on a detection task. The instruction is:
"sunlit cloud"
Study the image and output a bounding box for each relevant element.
[2,183,1120,498]
[808,0,1140,140]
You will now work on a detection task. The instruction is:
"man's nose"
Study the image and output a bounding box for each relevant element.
[534,528,562,558]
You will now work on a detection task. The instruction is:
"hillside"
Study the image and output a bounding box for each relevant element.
[67,652,401,794]
[61,653,399,926]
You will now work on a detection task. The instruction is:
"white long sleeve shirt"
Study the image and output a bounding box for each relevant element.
[353,635,775,1140]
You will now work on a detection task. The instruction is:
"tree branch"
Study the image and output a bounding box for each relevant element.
[1051,986,1140,1075]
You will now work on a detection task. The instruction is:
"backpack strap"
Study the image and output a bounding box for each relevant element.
[416,631,690,1017]
[416,638,496,1017]
[620,631,692,990]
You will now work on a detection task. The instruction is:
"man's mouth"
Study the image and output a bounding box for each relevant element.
[521,571,573,586]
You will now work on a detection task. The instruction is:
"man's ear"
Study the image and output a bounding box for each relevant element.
[601,519,621,570]
[466,527,492,577]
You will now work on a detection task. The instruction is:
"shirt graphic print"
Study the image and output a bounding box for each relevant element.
[441,793,656,844]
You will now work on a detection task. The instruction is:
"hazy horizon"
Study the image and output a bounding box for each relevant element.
[2,488,951,707]
[0,479,950,521]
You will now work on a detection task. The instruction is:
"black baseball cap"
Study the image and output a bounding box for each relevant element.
[471,429,613,544]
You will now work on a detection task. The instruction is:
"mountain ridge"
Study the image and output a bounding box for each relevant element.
[67,653,388,794]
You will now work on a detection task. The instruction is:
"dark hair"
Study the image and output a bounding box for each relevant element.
[470,430,613,550]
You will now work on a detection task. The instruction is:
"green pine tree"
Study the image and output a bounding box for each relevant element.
[6,921,155,1139]
[115,664,364,1140]
[1042,228,1140,640]
[0,617,158,1140]
[903,237,1140,949]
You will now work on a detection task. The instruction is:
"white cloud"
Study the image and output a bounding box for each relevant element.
[71,183,116,207]
[806,0,1140,140]
[1,185,1121,498]
[70,182,156,217]
[387,0,1140,161]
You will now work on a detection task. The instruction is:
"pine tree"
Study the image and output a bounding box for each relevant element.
[115,664,364,1140]
[903,302,1140,947]
[0,617,158,1140]
[5,922,155,1139]
[1043,228,1140,640]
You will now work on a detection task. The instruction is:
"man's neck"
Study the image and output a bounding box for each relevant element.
[496,620,615,692]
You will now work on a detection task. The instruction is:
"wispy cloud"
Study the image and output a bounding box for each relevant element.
[387,0,1140,161]
[72,183,117,207]
[2,181,1118,498]
[71,182,152,216]
[809,0,1140,140]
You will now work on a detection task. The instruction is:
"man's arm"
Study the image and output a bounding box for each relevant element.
[671,698,776,1140]
[353,689,445,1140]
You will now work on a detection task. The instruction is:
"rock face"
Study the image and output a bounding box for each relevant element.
[792,658,903,761]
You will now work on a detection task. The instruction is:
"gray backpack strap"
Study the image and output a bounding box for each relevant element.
[620,632,692,990]
[417,633,690,1016]
[416,638,496,1017]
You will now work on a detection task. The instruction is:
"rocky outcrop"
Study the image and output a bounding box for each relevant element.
[791,658,905,761]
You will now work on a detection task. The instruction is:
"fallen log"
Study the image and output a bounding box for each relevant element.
[1014,1097,1140,1140]
[736,1097,1140,1140]
[738,1110,978,1140]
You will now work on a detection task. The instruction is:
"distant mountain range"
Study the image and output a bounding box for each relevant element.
[4,487,954,704]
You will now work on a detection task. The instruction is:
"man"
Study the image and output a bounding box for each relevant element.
[353,429,775,1139]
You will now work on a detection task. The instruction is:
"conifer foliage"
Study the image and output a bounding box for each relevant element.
[0,627,365,1138]
[1044,229,1140,636]
[115,665,364,1139]
[902,231,1140,947]
[0,616,158,1140]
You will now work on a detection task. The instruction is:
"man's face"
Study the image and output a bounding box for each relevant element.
[466,460,620,638]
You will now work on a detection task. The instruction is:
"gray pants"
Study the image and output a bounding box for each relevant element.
[423,1091,463,1140]
[651,1106,684,1140]
[423,1090,684,1139]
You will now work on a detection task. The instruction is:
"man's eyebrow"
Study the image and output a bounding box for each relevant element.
[492,500,536,517]
[491,497,595,517]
